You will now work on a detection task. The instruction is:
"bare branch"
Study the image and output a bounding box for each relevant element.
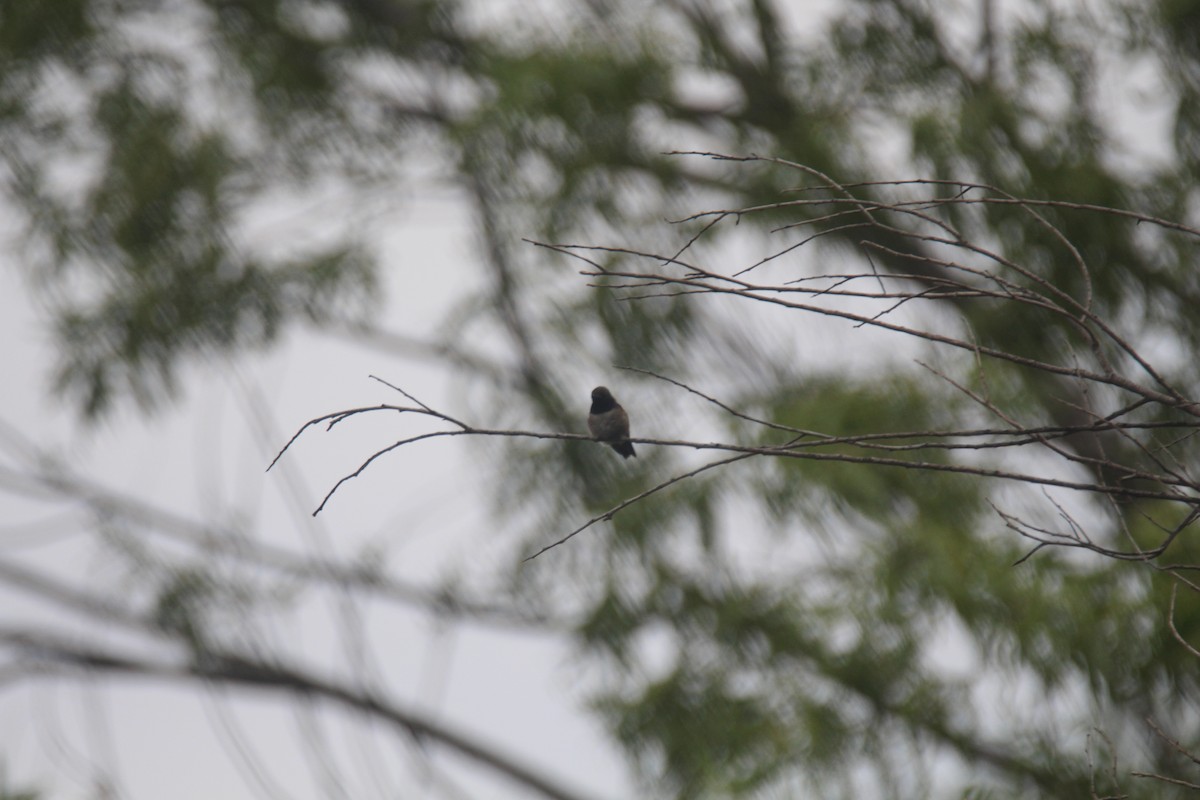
[1167,583,1200,661]
[523,452,756,561]
[1129,771,1200,791]
[1145,716,1200,767]
[285,157,1200,573]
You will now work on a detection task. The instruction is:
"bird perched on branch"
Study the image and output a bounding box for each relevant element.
[588,386,635,458]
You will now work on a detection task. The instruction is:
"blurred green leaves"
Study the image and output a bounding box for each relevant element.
[0,0,91,63]
[3,4,379,417]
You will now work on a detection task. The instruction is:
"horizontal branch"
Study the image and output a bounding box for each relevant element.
[280,415,1200,516]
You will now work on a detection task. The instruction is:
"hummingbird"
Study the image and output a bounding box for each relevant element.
[588,386,635,458]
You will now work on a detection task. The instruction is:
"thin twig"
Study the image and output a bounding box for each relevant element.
[1166,584,1200,660]
[523,453,755,561]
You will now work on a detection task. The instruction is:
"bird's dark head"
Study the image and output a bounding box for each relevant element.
[590,386,618,413]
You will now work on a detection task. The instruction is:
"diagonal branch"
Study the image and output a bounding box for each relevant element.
[0,629,598,800]
[523,452,756,561]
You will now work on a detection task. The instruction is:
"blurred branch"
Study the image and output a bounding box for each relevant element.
[0,628,597,800]
[331,318,513,382]
[0,421,560,631]
[0,559,152,635]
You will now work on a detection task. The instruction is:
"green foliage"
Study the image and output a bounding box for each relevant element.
[153,567,217,653]
[0,0,91,63]
[35,81,378,414]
